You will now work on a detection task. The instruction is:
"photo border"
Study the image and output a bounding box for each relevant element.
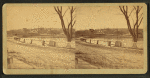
[2,3,147,74]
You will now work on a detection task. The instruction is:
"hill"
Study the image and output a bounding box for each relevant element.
[75,28,143,38]
[7,28,75,38]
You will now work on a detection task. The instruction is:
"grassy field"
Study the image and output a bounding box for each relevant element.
[75,40,144,69]
[7,39,76,69]
[7,38,144,69]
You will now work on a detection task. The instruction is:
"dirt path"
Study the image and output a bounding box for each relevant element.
[7,40,75,69]
[75,40,144,69]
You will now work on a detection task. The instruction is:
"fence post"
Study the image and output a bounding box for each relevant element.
[108,41,111,46]
[97,40,99,44]
[75,57,78,68]
[54,41,56,47]
[24,39,25,43]
[7,56,13,68]
[42,40,45,46]
[30,39,32,44]
[115,41,122,47]
[49,41,56,47]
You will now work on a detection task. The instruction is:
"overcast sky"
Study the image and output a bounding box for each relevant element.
[75,6,143,30]
[6,5,143,31]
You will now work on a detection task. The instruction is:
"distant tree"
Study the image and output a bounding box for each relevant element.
[119,6,143,48]
[89,29,95,32]
[49,29,61,35]
[89,29,95,37]
[54,6,76,42]
[38,28,45,34]
[23,28,29,33]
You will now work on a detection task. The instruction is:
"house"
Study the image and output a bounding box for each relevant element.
[28,29,38,34]
[94,30,105,35]
[91,30,105,37]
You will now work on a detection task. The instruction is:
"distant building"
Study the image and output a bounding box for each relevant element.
[94,30,105,35]
[93,30,105,37]
[28,29,38,34]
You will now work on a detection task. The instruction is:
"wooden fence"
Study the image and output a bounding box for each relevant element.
[16,38,64,47]
[80,38,143,49]
[13,37,76,48]
[81,38,123,47]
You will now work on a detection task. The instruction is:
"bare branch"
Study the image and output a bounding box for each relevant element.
[137,6,139,13]
[56,6,61,14]
[54,7,59,14]
[133,6,136,10]
[68,22,71,30]
[73,16,76,21]
[66,18,69,24]
[133,23,137,36]
[138,17,143,26]
[131,16,135,26]
[128,8,134,17]
[126,6,128,15]
[72,7,76,13]
[119,6,124,14]
[61,6,62,12]
[62,8,69,17]
[138,13,143,20]
[68,6,70,9]
[122,6,126,15]
[72,20,76,27]
[70,6,73,13]
[138,6,143,13]
[67,22,71,36]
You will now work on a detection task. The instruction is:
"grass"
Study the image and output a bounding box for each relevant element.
[75,40,143,54]
[8,51,49,69]
[75,40,144,69]
[7,40,76,69]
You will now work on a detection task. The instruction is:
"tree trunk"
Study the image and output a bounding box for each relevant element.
[132,37,138,48]
[66,42,72,48]
[67,36,72,42]
[132,42,137,48]
[66,36,72,48]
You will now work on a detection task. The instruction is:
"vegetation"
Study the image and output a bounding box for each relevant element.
[7,28,75,38]
[75,28,143,38]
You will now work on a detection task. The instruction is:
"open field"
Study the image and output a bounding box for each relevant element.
[75,40,144,69]
[7,39,76,69]
[6,38,144,69]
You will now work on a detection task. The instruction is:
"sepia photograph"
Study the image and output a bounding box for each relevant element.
[75,6,144,69]
[3,3,147,74]
[6,5,76,69]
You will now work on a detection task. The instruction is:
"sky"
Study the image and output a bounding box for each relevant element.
[75,6,143,30]
[6,5,143,31]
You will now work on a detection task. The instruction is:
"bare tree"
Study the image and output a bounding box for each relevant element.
[54,6,76,42]
[119,6,143,48]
